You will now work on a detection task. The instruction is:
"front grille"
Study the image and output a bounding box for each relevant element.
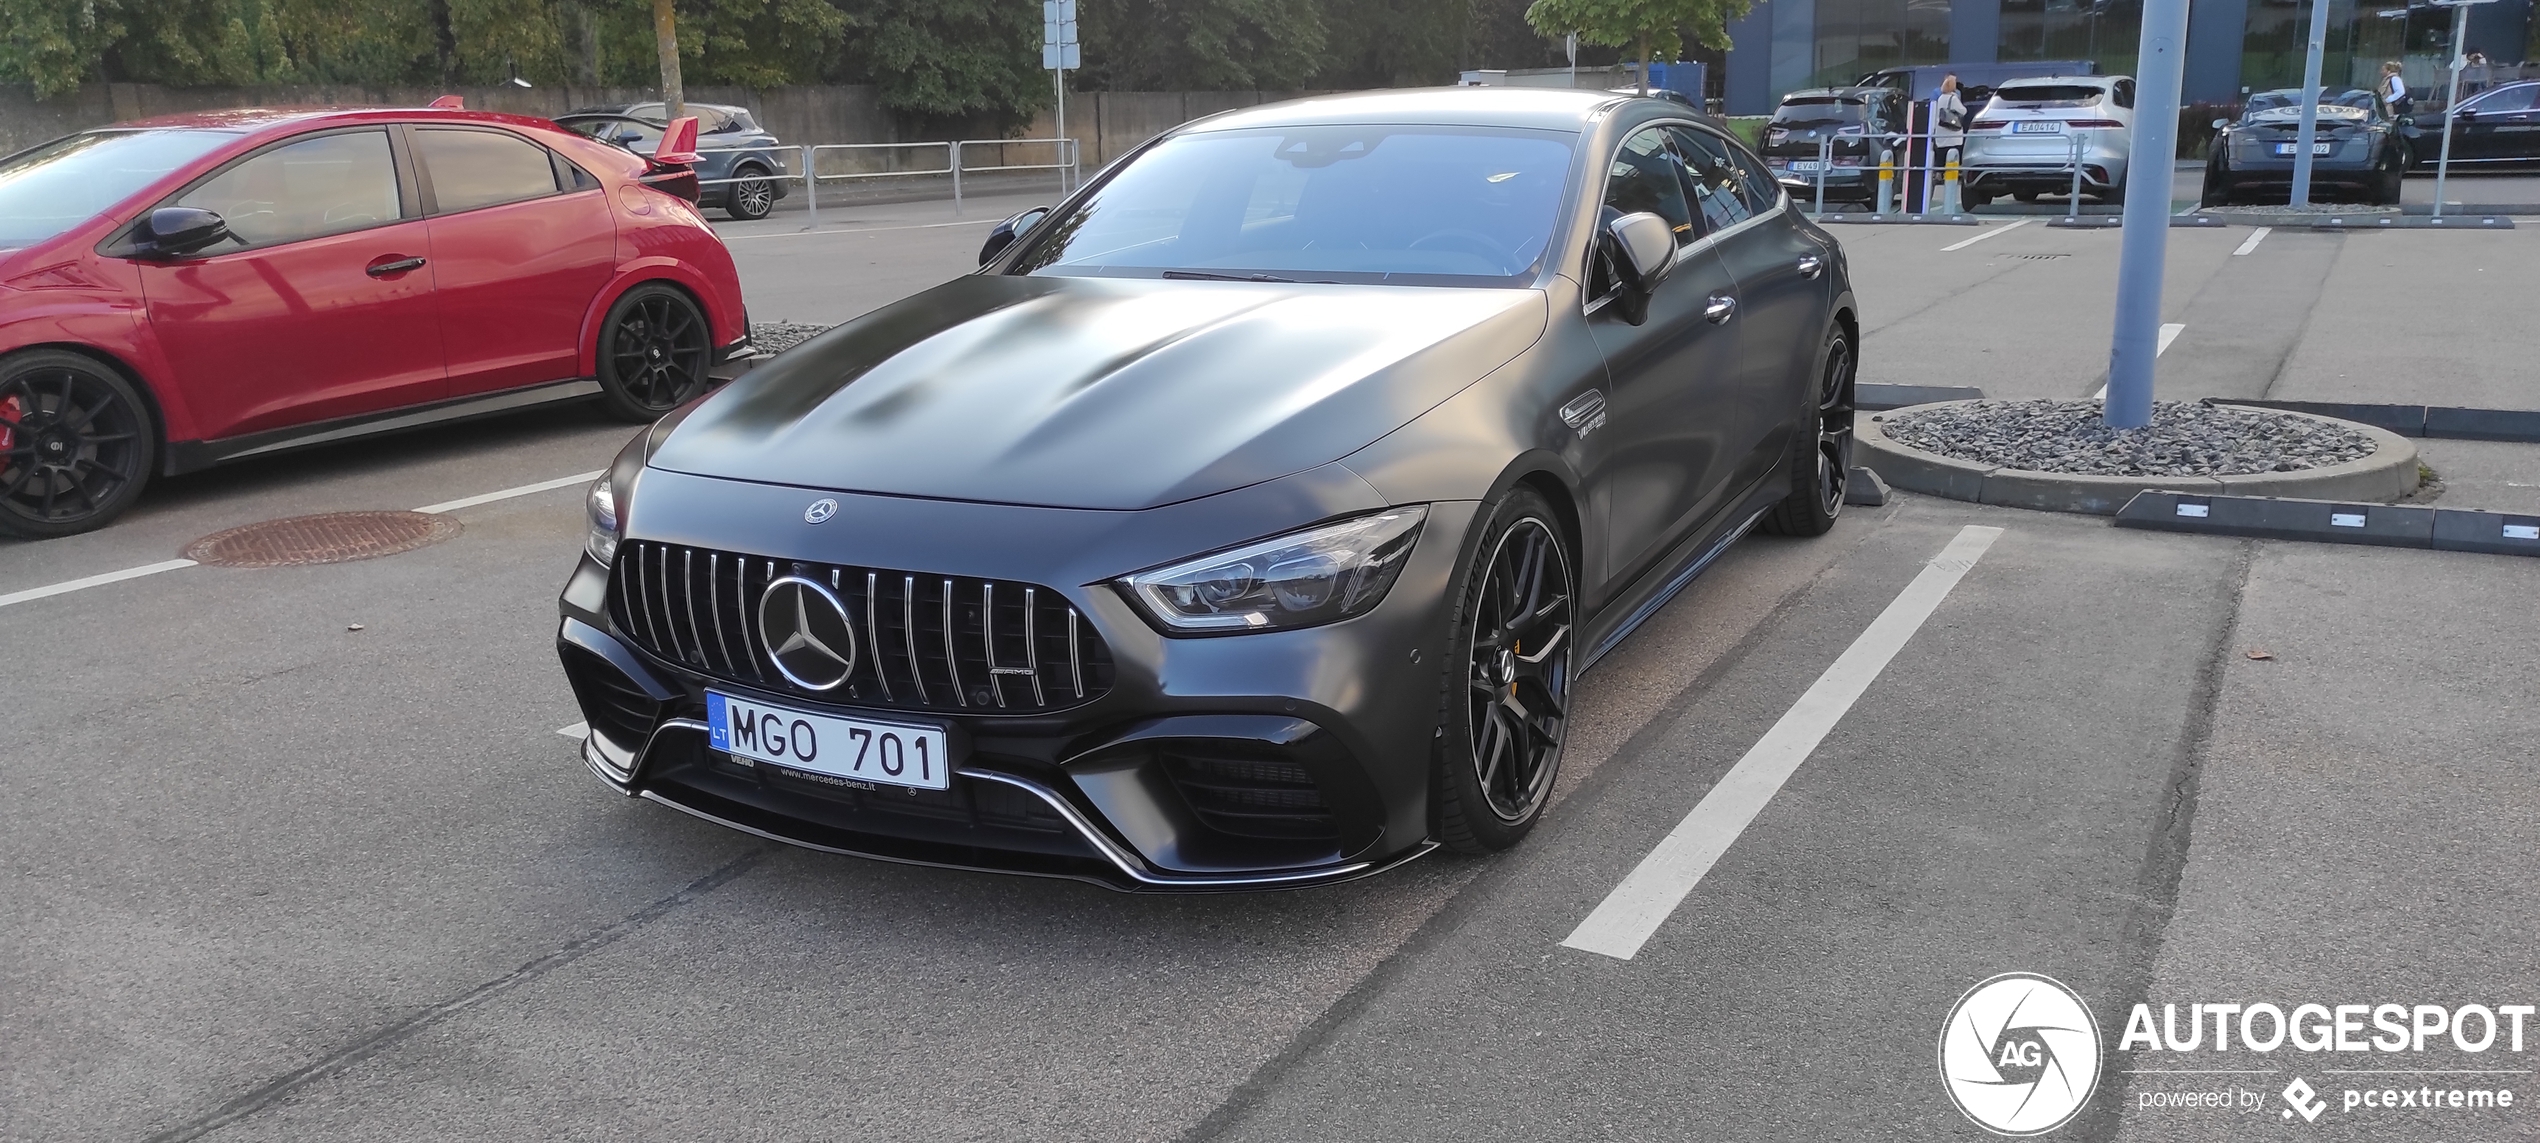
[607,540,1115,715]
[1163,754,1340,841]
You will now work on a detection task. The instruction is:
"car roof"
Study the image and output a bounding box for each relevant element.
[1187,87,1630,134]
[107,106,568,137]
[1995,75,2121,88]
[562,102,750,117]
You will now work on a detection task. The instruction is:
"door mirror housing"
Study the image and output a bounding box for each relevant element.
[1605,211,1678,295]
[141,206,231,258]
[2211,117,2228,129]
[978,206,1052,266]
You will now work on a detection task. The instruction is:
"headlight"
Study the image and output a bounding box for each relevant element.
[1121,507,1427,633]
[585,476,620,564]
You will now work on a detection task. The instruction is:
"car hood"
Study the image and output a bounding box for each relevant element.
[649,274,1547,511]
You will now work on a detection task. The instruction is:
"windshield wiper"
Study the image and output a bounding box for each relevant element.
[1159,270,1297,283]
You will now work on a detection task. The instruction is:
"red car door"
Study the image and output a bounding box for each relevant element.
[135,127,445,440]
[410,126,617,396]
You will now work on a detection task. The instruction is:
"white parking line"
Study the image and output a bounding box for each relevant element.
[0,558,198,611]
[1941,218,2032,252]
[558,721,588,739]
[1,470,603,613]
[1561,525,2004,961]
[2090,323,2188,400]
[2233,227,2272,256]
[414,470,603,515]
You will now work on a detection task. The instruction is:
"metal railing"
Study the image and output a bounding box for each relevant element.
[667,138,1083,227]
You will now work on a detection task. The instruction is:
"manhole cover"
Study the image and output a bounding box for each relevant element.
[183,511,461,568]
[2007,253,2071,260]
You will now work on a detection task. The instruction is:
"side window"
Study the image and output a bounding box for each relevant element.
[416,128,562,214]
[1603,126,1697,247]
[173,129,401,249]
[2113,79,2136,109]
[2477,85,2538,112]
[550,150,600,192]
[1670,127,1760,231]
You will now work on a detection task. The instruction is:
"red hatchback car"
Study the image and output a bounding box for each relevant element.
[0,106,750,538]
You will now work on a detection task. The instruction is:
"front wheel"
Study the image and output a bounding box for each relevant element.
[725,166,775,220]
[1432,488,1576,854]
[1759,323,1855,537]
[0,349,156,539]
[595,284,714,422]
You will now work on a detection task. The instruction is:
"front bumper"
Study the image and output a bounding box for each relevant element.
[556,466,1476,891]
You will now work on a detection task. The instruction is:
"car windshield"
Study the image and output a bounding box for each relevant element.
[1010,125,1575,286]
[1771,98,1869,128]
[1993,84,2107,107]
[2242,90,2375,118]
[0,129,236,248]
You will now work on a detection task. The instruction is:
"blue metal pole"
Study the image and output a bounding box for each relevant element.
[2104,0,2192,429]
[2289,0,2330,205]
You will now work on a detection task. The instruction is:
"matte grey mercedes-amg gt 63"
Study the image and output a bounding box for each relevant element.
[557,87,1858,890]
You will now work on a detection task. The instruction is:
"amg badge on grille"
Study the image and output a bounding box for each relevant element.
[758,575,858,689]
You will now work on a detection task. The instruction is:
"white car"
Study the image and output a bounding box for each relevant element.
[1961,76,2137,206]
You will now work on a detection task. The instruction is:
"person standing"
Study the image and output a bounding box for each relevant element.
[1932,74,1968,212]
[2381,61,2412,117]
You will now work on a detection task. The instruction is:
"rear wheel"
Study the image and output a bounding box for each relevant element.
[1760,323,1855,537]
[725,165,775,220]
[2200,160,2232,208]
[2369,152,2405,204]
[595,284,714,422]
[0,349,155,539]
[1432,488,1575,854]
[2013,189,2041,203]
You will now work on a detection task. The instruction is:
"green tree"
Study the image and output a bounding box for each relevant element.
[1522,0,1747,90]
[1076,0,1325,91]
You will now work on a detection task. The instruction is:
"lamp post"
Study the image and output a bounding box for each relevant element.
[2288,0,2330,205]
[2101,0,2192,429]
[2429,0,2497,218]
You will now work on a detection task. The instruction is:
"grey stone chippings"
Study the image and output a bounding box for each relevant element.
[1880,400,2376,477]
[2194,202,2397,216]
[749,322,836,355]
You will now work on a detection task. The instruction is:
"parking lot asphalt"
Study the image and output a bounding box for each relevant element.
[5,185,2537,1142]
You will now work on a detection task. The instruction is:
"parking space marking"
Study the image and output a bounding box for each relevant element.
[414,470,604,515]
[2090,324,2187,400]
[1560,524,2005,961]
[0,558,198,611]
[558,721,588,739]
[1941,219,2032,252]
[2233,227,2272,256]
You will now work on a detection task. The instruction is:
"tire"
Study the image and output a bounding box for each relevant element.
[595,284,715,422]
[724,165,775,221]
[1963,188,1995,208]
[0,349,156,539]
[1431,487,1576,854]
[2370,154,2404,205]
[1759,322,1855,537]
[2013,190,2041,203]
[2200,162,2231,208]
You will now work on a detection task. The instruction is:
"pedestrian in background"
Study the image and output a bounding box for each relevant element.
[2463,52,2490,97]
[1932,74,1968,212]
[2381,62,2412,116]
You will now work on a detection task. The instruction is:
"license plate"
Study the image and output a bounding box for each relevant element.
[2012,121,2064,134]
[707,691,952,790]
[1786,160,1824,172]
[2273,142,2334,155]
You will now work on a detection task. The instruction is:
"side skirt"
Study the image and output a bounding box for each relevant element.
[163,377,603,475]
[1576,478,1785,673]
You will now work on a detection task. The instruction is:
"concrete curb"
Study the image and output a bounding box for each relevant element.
[2206,398,2540,444]
[1855,400,2421,516]
[1857,383,1985,411]
[1812,212,1983,226]
[2046,215,2228,229]
[2312,214,2515,230]
[2115,491,2540,557]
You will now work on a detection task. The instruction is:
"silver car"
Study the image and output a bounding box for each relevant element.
[1961,76,2137,206]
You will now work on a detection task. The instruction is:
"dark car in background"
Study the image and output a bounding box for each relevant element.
[556,88,1859,891]
[2404,80,2540,167]
[1761,87,1906,207]
[559,102,790,220]
[2203,88,2408,206]
[1858,60,2100,107]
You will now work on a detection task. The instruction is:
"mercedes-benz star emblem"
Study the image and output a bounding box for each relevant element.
[757,576,857,690]
[804,498,838,524]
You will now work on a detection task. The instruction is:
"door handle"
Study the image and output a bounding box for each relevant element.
[1797,254,1825,280]
[366,256,427,277]
[1704,294,1737,324]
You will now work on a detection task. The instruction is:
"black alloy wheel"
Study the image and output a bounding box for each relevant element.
[596,284,714,422]
[1433,489,1575,853]
[0,349,155,539]
[726,165,776,221]
[1761,324,1855,536]
[2200,159,2232,208]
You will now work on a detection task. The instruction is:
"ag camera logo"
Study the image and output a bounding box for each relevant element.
[1940,972,2104,1135]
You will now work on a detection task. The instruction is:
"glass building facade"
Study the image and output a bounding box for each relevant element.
[1723,0,2533,113]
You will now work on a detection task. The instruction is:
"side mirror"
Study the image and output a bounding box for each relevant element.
[978,206,1051,266]
[1605,211,1677,295]
[2211,118,2228,129]
[141,206,230,258]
